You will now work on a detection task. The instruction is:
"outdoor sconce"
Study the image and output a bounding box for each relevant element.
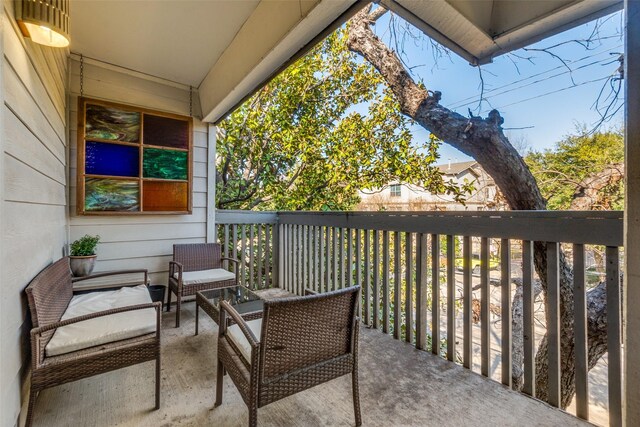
[16,0,70,48]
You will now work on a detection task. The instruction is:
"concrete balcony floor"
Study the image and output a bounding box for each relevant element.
[30,289,586,427]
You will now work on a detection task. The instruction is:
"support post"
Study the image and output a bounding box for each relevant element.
[624,1,640,423]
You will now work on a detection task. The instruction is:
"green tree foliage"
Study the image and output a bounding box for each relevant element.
[216,29,470,211]
[525,128,624,210]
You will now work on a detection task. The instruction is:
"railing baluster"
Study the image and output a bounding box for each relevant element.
[481,237,490,377]
[416,233,428,350]
[320,226,325,293]
[292,225,296,294]
[296,225,304,295]
[547,241,561,408]
[232,224,238,280]
[224,224,230,270]
[373,230,380,330]
[355,229,362,318]
[501,238,512,387]
[523,240,535,397]
[446,235,455,362]
[431,234,440,356]
[265,225,271,288]
[339,228,345,289]
[383,230,390,334]
[348,229,353,286]
[394,231,401,340]
[573,243,588,419]
[405,232,413,344]
[606,246,622,427]
[463,235,472,369]
[241,225,246,287]
[303,225,308,291]
[364,230,371,326]
[257,225,262,289]
[274,223,280,289]
[325,226,330,293]
[249,225,255,289]
[288,224,294,293]
[310,226,315,292]
[333,227,339,291]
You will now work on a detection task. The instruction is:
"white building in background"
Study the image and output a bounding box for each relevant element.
[357,161,504,211]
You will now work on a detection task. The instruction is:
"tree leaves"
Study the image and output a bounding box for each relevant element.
[216,29,462,211]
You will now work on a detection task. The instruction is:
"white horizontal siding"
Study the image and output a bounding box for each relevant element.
[1,0,68,425]
[68,58,211,287]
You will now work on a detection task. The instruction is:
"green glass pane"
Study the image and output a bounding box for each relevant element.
[143,148,187,180]
[85,178,139,211]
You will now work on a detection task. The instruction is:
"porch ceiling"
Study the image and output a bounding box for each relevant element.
[380,0,623,65]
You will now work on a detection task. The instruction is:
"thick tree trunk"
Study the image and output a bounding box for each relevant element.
[346,5,608,408]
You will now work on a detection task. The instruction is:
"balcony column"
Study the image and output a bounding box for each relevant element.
[624,0,640,424]
[207,123,217,242]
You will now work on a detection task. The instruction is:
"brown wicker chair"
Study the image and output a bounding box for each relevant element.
[215,286,361,427]
[24,258,161,427]
[167,243,238,327]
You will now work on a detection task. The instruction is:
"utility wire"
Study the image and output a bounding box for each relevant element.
[449,57,615,110]
[490,76,611,111]
[447,46,622,109]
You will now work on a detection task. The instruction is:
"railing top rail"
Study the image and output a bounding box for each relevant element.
[216,210,279,224]
[215,210,623,246]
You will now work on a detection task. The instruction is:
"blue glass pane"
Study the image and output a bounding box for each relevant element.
[85,141,139,177]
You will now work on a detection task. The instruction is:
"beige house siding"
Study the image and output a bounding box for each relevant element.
[68,58,212,287]
[0,2,69,426]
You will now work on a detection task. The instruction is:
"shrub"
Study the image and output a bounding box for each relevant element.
[70,234,100,256]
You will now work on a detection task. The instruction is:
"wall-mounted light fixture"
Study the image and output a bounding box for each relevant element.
[16,0,70,48]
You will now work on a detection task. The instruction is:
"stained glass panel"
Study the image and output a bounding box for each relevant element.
[85,141,139,177]
[143,148,188,180]
[85,178,140,211]
[143,181,188,211]
[143,115,189,149]
[86,104,140,142]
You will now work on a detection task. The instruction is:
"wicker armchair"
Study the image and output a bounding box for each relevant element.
[216,286,361,427]
[24,258,161,427]
[167,243,239,327]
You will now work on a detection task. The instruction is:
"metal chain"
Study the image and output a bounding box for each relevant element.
[189,85,193,117]
[80,54,84,97]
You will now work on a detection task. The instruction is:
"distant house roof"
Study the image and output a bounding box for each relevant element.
[437,160,479,176]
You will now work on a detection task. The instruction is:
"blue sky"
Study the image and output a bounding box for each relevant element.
[369,10,624,164]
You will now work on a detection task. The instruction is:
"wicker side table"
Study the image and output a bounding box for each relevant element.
[195,286,264,335]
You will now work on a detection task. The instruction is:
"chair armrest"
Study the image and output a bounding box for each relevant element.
[31,302,161,367]
[72,269,149,289]
[220,258,239,282]
[218,300,259,349]
[304,288,318,296]
[169,261,183,282]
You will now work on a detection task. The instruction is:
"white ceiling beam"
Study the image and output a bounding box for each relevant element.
[200,0,359,123]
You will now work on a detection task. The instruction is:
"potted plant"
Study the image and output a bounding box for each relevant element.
[69,234,100,276]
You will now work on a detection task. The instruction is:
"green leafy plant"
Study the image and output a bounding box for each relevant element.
[70,234,100,256]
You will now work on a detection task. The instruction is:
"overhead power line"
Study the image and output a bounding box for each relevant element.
[447,46,622,110]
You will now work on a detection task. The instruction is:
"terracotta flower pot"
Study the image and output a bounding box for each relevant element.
[69,255,97,277]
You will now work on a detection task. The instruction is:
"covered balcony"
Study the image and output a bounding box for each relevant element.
[1,1,638,427]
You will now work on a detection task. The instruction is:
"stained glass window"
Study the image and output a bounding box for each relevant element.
[78,98,192,215]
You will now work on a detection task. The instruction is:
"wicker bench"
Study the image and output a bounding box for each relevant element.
[24,258,161,427]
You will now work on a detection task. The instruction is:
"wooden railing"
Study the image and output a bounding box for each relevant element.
[215,209,623,426]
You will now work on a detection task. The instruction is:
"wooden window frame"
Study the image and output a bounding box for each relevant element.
[76,97,193,215]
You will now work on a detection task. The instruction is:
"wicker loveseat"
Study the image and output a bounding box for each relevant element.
[215,286,362,427]
[24,258,161,427]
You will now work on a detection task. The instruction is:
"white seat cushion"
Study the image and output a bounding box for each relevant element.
[45,285,156,357]
[227,318,262,362]
[174,268,235,286]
